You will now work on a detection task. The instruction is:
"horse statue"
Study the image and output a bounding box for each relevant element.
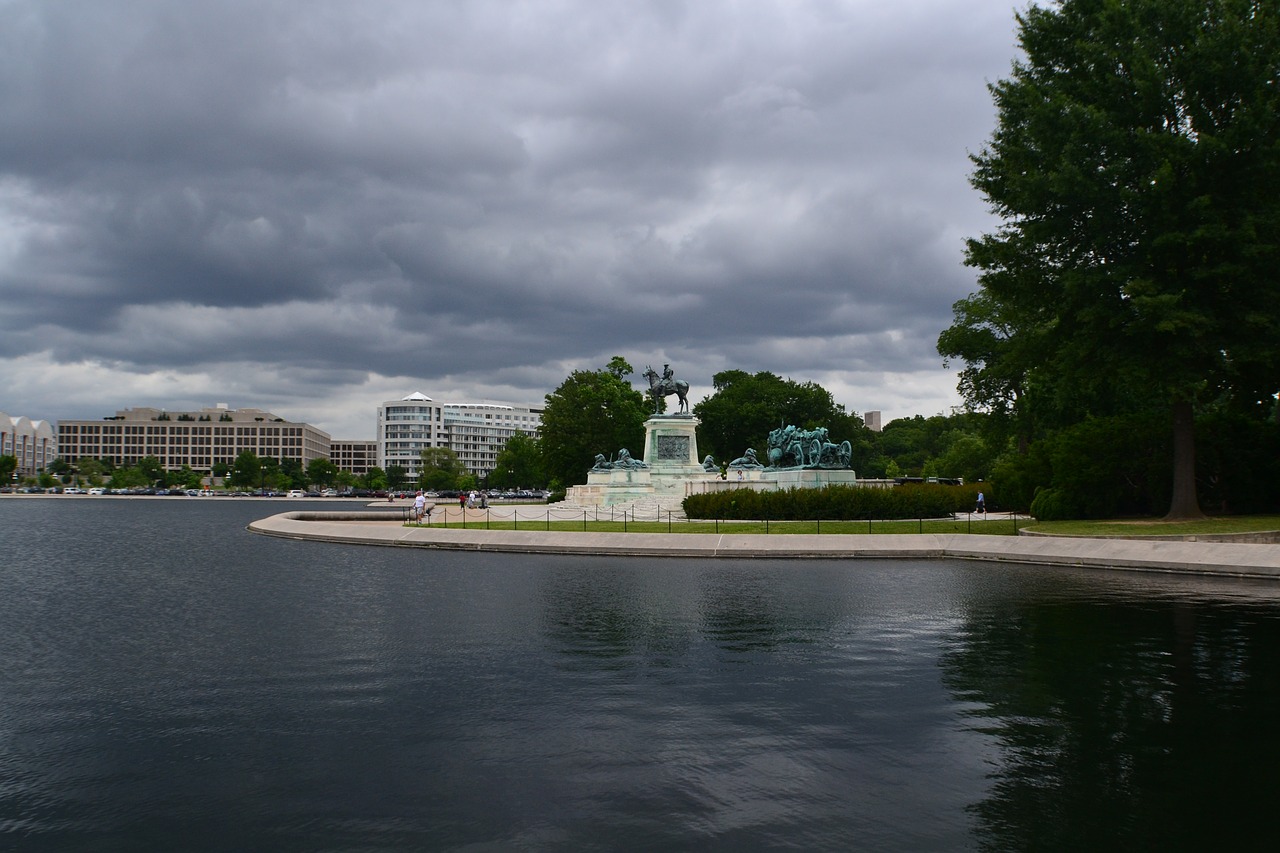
[642,364,689,414]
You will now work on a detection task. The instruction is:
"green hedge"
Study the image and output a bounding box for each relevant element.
[683,483,983,520]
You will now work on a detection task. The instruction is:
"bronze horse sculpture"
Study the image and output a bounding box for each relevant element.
[642,365,689,414]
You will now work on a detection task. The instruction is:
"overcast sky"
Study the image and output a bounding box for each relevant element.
[1,0,1021,440]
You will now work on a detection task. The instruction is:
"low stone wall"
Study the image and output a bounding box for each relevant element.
[277,509,411,522]
[1020,529,1280,544]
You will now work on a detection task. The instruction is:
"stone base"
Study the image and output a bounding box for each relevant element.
[564,415,867,510]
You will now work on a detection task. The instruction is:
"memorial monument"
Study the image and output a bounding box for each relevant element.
[564,361,860,512]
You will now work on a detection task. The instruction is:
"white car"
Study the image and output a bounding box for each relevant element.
[287,489,306,498]
[87,487,106,495]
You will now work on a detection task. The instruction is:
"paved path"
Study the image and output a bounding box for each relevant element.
[248,510,1280,580]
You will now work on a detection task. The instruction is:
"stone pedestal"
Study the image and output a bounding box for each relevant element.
[566,415,719,510]
[564,415,864,512]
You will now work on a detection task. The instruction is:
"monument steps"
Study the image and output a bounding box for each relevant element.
[555,495,688,521]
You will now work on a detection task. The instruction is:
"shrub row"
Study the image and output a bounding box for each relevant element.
[683,483,983,520]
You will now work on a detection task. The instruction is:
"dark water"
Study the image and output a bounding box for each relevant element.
[3,500,1280,851]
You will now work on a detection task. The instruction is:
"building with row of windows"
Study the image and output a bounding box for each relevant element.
[378,393,543,480]
[1,412,57,479]
[55,405,331,471]
[330,440,378,477]
[19,394,541,483]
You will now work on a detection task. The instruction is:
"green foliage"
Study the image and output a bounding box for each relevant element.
[306,458,339,489]
[227,451,263,489]
[605,356,634,379]
[540,361,648,487]
[683,483,981,521]
[385,465,408,490]
[694,370,852,464]
[943,0,1280,519]
[0,455,16,484]
[987,444,1051,512]
[1030,414,1172,519]
[280,458,305,490]
[1029,488,1080,522]
[107,466,148,490]
[362,466,388,490]
[1195,410,1280,514]
[418,447,467,491]
[489,432,544,489]
[71,457,105,486]
[173,465,203,490]
[137,455,167,486]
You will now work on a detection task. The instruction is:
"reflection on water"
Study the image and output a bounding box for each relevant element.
[940,573,1280,852]
[2,499,1279,851]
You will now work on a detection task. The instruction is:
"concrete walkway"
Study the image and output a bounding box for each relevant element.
[248,510,1280,580]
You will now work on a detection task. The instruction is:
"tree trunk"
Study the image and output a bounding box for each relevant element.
[1164,398,1205,520]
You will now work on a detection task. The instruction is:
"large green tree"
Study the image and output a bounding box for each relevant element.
[489,432,544,489]
[227,450,263,489]
[306,458,339,489]
[942,0,1280,519]
[418,446,468,491]
[693,370,854,464]
[540,358,648,487]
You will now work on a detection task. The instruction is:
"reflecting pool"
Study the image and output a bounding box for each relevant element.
[2,499,1278,850]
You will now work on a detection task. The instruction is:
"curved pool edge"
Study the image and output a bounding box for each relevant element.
[248,511,1280,580]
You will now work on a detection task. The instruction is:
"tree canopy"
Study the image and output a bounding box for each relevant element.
[540,357,648,487]
[489,432,545,489]
[418,447,468,491]
[693,370,862,465]
[940,0,1280,518]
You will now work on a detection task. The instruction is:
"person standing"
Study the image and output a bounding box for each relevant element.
[976,491,986,515]
[413,490,426,522]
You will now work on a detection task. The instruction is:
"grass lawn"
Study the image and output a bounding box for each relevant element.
[406,512,1280,538]
[408,516,1025,535]
[1019,515,1280,537]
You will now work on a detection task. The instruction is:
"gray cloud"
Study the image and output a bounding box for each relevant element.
[0,0,1018,439]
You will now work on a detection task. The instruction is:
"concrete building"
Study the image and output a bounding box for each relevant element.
[377,393,542,480]
[1,412,58,480]
[330,440,377,477]
[863,410,882,432]
[55,404,330,472]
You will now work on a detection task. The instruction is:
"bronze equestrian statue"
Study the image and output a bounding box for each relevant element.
[642,363,689,414]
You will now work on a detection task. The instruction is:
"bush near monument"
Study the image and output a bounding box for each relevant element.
[684,483,983,521]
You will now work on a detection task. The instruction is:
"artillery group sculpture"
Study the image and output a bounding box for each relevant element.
[763,425,852,469]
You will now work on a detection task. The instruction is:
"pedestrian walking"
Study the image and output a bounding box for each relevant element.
[976,491,986,515]
[413,491,426,522]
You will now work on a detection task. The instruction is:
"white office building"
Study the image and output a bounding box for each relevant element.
[377,393,542,480]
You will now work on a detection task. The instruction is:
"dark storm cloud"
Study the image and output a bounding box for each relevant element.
[0,0,1019,436]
